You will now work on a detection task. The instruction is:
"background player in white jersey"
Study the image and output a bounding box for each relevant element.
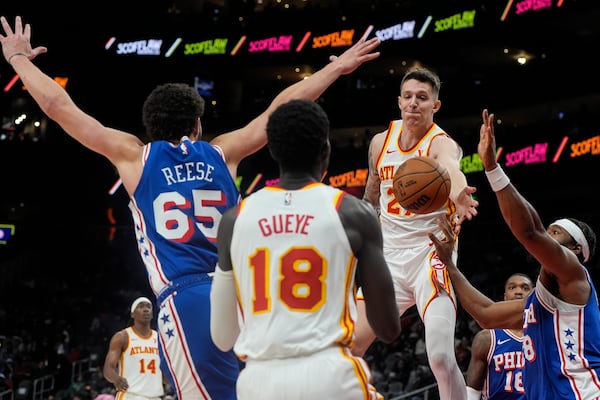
[355,67,478,399]
[210,99,401,399]
[429,109,600,399]
[466,273,533,400]
[0,15,382,400]
[103,297,164,400]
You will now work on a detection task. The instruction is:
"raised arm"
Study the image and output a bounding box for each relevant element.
[0,16,144,195]
[478,109,586,298]
[212,37,382,178]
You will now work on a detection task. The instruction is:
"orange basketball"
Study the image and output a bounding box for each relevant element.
[392,156,451,214]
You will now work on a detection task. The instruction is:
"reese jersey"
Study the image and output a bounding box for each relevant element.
[129,138,240,296]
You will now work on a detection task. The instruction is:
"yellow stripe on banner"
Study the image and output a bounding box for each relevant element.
[245,173,263,195]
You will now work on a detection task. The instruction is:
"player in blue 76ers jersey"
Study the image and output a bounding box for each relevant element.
[466,273,533,400]
[430,109,600,400]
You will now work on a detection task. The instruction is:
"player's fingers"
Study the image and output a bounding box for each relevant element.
[14,16,23,35]
[31,46,48,58]
[0,16,13,37]
[23,22,31,40]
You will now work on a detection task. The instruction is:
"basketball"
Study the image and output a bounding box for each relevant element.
[392,156,451,214]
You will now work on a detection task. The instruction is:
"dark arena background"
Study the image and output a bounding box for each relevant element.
[0,1,599,399]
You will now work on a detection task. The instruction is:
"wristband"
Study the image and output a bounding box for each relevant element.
[466,386,482,400]
[485,165,510,192]
[7,52,28,64]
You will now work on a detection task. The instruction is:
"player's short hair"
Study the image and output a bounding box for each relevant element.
[266,99,330,172]
[504,273,533,290]
[142,83,205,141]
[400,68,442,98]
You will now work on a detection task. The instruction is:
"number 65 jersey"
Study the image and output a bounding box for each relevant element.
[230,183,358,361]
[129,138,240,295]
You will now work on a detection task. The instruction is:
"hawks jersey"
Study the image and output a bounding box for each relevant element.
[377,120,457,249]
[523,274,600,399]
[484,329,526,399]
[118,327,163,399]
[230,183,358,361]
[129,138,240,296]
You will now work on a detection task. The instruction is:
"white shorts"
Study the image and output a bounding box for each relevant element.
[386,242,458,318]
[357,242,458,319]
[237,346,382,400]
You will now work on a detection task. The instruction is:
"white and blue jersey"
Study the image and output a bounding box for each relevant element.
[129,137,241,400]
[523,274,600,399]
[485,329,526,399]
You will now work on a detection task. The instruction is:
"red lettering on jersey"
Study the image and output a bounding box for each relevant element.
[379,164,395,180]
[258,214,314,237]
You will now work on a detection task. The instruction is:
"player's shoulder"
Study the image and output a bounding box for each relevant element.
[469,328,492,355]
[472,328,492,346]
[339,194,378,221]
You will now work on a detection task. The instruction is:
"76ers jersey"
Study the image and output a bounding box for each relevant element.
[230,183,358,361]
[119,327,163,398]
[377,120,457,249]
[129,138,240,296]
[484,329,526,399]
[523,274,600,399]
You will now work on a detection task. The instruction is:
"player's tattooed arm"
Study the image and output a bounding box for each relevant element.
[362,137,381,214]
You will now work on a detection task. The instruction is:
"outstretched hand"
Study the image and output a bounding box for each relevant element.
[454,185,478,230]
[0,16,47,64]
[478,109,497,171]
[428,215,457,267]
[328,37,381,75]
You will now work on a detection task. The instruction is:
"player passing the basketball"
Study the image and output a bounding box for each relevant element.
[354,67,478,400]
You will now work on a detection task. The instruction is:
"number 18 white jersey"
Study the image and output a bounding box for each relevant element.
[230,183,358,361]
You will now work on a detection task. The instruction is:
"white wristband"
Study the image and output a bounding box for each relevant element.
[466,386,482,400]
[485,165,510,192]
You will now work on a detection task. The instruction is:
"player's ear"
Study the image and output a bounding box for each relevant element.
[432,99,441,114]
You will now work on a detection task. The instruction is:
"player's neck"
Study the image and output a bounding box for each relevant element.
[509,328,524,338]
[132,324,152,338]
[278,171,320,190]
[400,122,432,148]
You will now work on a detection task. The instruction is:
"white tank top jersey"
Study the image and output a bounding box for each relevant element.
[119,327,164,398]
[230,183,359,361]
[377,120,458,249]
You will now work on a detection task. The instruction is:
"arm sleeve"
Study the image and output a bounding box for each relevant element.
[210,265,240,352]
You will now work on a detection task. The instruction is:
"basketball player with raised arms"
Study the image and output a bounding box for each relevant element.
[429,109,600,399]
[0,15,383,400]
[354,67,478,400]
